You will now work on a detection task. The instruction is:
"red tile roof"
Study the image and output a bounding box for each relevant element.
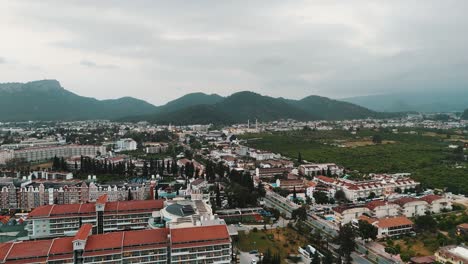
[366,200,396,210]
[375,216,413,228]
[85,232,124,251]
[420,195,444,204]
[49,237,74,255]
[6,240,53,260]
[393,197,420,206]
[122,228,169,248]
[96,194,108,204]
[73,224,93,241]
[28,199,164,218]
[0,225,232,261]
[170,225,230,244]
[316,175,335,183]
[0,243,13,262]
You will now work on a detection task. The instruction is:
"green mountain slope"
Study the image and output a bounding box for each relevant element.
[123,91,387,124]
[287,95,379,120]
[158,92,223,113]
[0,80,157,121]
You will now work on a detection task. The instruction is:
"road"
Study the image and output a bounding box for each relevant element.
[305,214,399,264]
[352,252,374,264]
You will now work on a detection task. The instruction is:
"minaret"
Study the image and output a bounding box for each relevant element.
[248,120,250,129]
[255,119,258,131]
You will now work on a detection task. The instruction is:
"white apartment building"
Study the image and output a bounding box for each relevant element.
[115,138,137,151]
[316,175,419,202]
[26,195,164,239]
[8,145,105,163]
[264,191,300,219]
[333,206,371,224]
[366,200,400,218]
[248,150,278,161]
[299,163,344,176]
[394,197,429,217]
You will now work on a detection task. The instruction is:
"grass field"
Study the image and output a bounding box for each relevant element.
[241,129,468,193]
[236,227,308,263]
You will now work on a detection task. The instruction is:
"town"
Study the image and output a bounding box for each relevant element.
[0,115,467,264]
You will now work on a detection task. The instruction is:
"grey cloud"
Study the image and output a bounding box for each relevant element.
[2,0,468,104]
[80,60,118,69]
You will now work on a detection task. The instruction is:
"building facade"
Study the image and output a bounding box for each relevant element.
[0,223,232,264]
[26,195,164,239]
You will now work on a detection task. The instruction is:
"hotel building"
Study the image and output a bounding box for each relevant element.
[0,223,232,264]
[26,194,164,239]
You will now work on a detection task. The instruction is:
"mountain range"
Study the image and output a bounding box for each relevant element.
[0,79,400,123]
[343,90,468,113]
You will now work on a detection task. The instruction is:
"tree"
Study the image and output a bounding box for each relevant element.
[311,252,321,264]
[337,223,356,264]
[215,184,222,208]
[313,191,330,204]
[292,206,307,221]
[358,220,378,241]
[293,186,298,202]
[367,192,376,200]
[334,190,347,203]
[372,134,382,144]
[128,189,133,201]
[298,152,303,164]
[263,248,272,264]
[414,215,437,232]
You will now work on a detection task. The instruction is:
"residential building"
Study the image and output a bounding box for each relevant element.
[169,225,231,264]
[255,167,291,179]
[299,163,344,177]
[248,150,278,161]
[115,138,137,151]
[3,145,105,163]
[143,142,169,154]
[264,191,300,219]
[0,181,154,210]
[316,175,419,202]
[274,179,305,192]
[394,197,429,217]
[333,206,371,224]
[0,223,232,264]
[435,245,468,264]
[365,200,400,218]
[420,194,453,213]
[25,195,164,239]
[359,215,414,238]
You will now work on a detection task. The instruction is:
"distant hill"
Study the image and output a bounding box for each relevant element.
[343,90,468,112]
[462,109,468,120]
[287,95,381,120]
[157,92,223,113]
[123,91,397,124]
[0,80,157,121]
[0,80,402,123]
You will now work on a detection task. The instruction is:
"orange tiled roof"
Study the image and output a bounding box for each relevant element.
[171,225,230,244]
[375,216,413,228]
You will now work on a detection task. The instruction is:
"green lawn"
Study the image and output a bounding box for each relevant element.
[241,129,468,193]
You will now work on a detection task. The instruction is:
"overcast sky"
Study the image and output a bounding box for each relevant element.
[1,0,467,105]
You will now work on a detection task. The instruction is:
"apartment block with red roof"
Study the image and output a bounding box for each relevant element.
[0,224,231,264]
[26,194,164,239]
[358,215,414,238]
[169,225,232,263]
